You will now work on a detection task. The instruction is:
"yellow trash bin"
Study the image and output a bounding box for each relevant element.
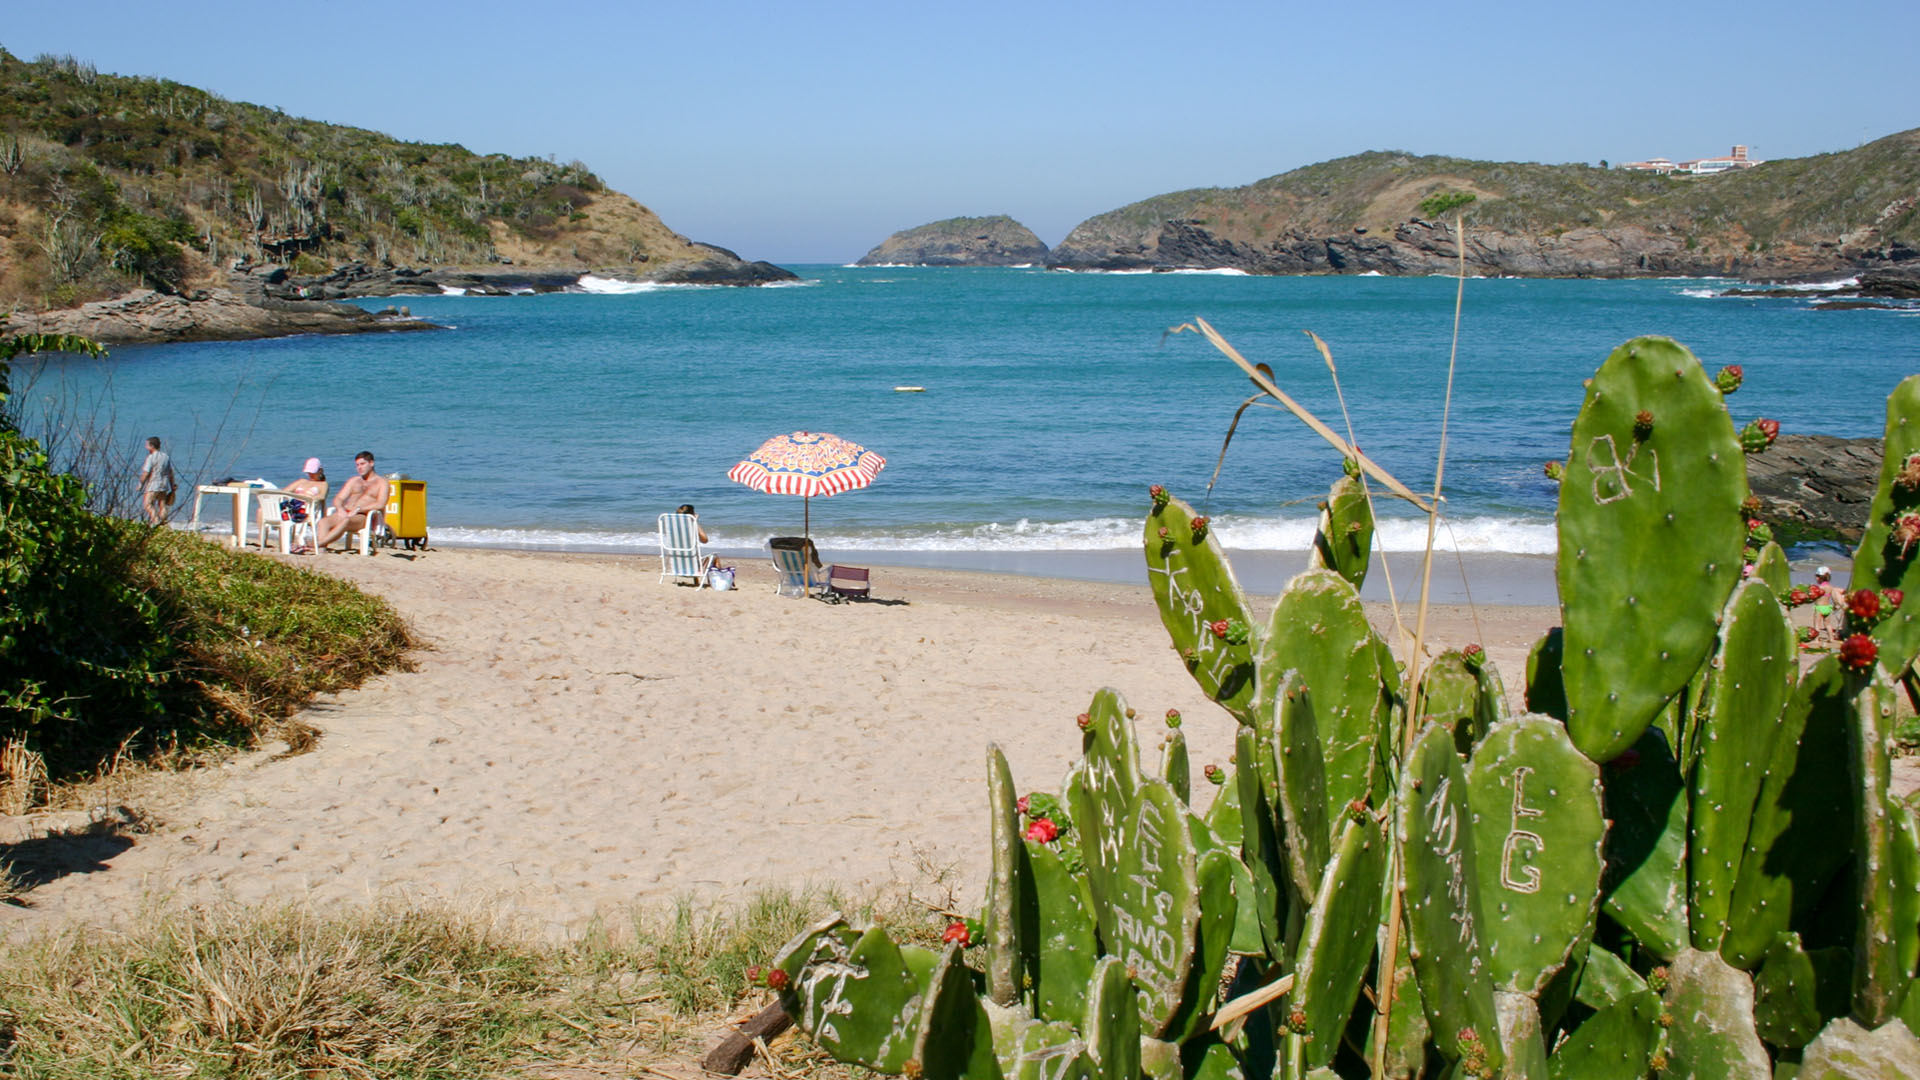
[383,478,429,550]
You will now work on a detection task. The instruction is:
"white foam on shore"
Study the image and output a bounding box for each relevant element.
[438,285,468,296]
[430,513,1557,556]
[1166,267,1251,276]
[575,275,679,294]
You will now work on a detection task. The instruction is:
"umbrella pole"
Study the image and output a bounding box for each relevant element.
[804,494,811,598]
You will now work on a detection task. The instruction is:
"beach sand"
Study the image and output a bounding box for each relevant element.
[2,546,1561,940]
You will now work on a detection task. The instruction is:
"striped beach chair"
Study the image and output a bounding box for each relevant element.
[657,513,714,587]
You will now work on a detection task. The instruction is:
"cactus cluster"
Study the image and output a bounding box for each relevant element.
[770,342,1920,1078]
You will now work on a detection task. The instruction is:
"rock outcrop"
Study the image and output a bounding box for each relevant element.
[4,287,439,346]
[250,242,795,302]
[1745,434,1883,544]
[857,216,1049,266]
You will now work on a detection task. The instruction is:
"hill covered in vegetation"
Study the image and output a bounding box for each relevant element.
[0,49,788,318]
[1050,129,1920,278]
[857,215,1049,266]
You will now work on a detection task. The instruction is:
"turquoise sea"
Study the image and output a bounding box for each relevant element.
[12,267,1916,588]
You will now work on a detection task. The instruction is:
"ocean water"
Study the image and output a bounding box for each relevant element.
[12,267,1915,571]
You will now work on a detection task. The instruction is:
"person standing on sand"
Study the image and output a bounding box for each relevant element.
[314,450,390,551]
[137,435,176,524]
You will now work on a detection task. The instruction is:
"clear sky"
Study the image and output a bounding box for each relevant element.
[6,2,1915,265]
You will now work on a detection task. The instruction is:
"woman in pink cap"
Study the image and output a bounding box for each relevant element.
[280,458,329,553]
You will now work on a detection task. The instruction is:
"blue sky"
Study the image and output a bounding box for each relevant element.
[7,2,1915,264]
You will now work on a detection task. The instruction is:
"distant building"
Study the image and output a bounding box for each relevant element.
[1620,146,1760,175]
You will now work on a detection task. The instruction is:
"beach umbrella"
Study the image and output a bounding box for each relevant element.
[726,430,886,542]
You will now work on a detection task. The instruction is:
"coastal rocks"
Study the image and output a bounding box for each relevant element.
[4,287,439,346]
[244,243,796,302]
[857,215,1049,266]
[1744,434,1883,544]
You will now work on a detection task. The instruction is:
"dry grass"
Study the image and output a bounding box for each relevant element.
[0,886,935,1079]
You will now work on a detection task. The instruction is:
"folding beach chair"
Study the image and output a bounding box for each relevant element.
[768,536,830,598]
[658,513,715,587]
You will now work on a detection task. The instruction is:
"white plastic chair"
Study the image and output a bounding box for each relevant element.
[255,490,323,554]
[657,513,714,586]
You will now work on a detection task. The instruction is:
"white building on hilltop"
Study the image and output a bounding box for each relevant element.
[1621,146,1761,175]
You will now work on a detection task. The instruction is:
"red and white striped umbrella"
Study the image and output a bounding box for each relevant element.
[727,431,885,539]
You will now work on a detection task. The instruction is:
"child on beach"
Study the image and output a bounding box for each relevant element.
[1812,566,1841,644]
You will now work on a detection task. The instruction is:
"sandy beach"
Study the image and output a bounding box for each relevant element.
[0,546,1565,941]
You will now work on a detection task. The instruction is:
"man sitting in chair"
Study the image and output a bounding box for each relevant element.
[315,450,391,551]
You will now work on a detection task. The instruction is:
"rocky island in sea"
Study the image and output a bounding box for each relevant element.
[0,51,794,345]
[1046,128,1920,280]
[857,215,1049,266]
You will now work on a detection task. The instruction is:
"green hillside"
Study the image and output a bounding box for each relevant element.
[0,49,714,309]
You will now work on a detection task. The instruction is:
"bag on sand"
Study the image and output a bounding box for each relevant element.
[707,566,735,591]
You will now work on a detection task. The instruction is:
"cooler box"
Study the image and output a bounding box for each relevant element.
[384,478,428,550]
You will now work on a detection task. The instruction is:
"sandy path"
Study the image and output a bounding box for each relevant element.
[6,548,1551,940]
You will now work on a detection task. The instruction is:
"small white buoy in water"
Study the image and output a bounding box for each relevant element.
[893,386,925,392]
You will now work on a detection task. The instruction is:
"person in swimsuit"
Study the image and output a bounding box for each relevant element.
[1813,566,1840,644]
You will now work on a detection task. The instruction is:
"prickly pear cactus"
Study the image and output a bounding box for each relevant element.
[1849,374,1920,674]
[1525,627,1567,720]
[1273,673,1332,901]
[1752,540,1792,598]
[1721,657,1858,970]
[1074,688,1140,939]
[1398,723,1504,1072]
[773,918,932,1072]
[985,744,1029,1006]
[1462,715,1606,996]
[1557,336,1747,762]
[1687,580,1796,952]
[1290,815,1387,1068]
[1661,947,1773,1080]
[1111,779,1199,1036]
[1084,955,1140,1080]
[1420,649,1484,753]
[1310,473,1374,590]
[1259,569,1390,826]
[1844,662,1918,1026]
[1751,932,1851,1049]
[1598,728,1689,961]
[1145,492,1259,721]
[1025,839,1099,1024]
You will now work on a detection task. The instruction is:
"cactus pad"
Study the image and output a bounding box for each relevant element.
[1687,580,1796,952]
[1145,493,1259,721]
[1557,336,1747,762]
[1849,375,1920,674]
[1661,947,1773,1079]
[1420,648,1485,753]
[1398,723,1504,1070]
[1752,931,1852,1049]
[1598,728,1690,961]
[985,744,1030,1007]
[1752,540,1792,598]
[1083,956,1140,1080]
[1525,628,1568,720]
[1075,688,1141,945]
[1464,715,1607,996]
[1845,663,1919,1025]
[774,918,934,1072]
[913,943,1006,1080]
[1259,569,1389,829]
[1291,816,1387,1067]
[1310,473,1374,590]
[1273,672,1332,900]
[1721,657,1858,969]
[1111,779,1200,1036]
[1025,839,1098,1024]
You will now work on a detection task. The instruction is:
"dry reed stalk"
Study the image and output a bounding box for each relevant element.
[0,737,47,815]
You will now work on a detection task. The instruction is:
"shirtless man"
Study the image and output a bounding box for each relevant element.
[314,450,390,551]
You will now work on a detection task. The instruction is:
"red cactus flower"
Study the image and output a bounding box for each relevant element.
[1809,583,1826,599]
[1164,708,1182,728]
[1759,418,1780,439]
[764,968,790,990]
[745,964,762,985]
[1016,795,1030,816]
[1075,712,1092,731]
[1149,484,1166,499]
[1897,453,1920,493]
[1841,633,1879,672]
[1885,588,1905,611]
[1157,526,1170,540]
[1633,410,1655,438]
[1203,764,1225,784]
[1716,365,1744,393]
[943,921,971,945]
[1849,589,1883,622]
[1190,515,1210,540]
[1025,818,1059,844]
[1209,619,1230,639]
[1461,643,1485,669]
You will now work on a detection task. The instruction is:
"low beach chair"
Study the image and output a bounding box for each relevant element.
[826,564,871,600]
[658,512,715,587]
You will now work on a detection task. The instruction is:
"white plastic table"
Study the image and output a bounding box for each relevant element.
[189,484,256,547]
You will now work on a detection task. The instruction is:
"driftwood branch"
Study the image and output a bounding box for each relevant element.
[700,1000,792,1075]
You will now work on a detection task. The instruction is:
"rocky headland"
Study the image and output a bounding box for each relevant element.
[1046,129,1920,280]
[3,284,438,346]
[857,216,1049,266]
